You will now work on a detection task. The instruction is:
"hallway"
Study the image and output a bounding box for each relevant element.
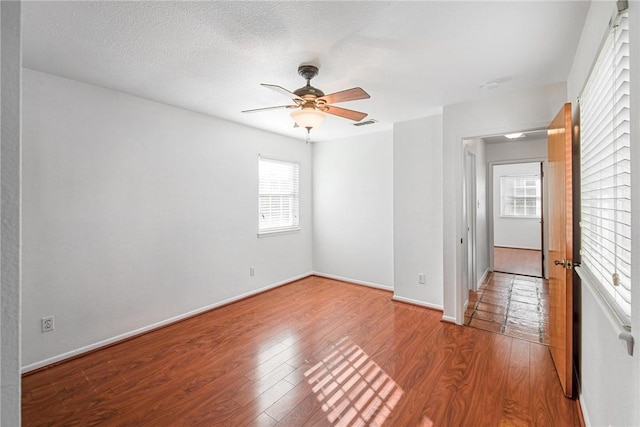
[465,272,549,344]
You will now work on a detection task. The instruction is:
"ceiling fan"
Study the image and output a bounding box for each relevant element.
[242,65,370,134]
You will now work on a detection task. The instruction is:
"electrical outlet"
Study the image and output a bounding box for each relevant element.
[41,316,54,333]
[250,266,255,277]
[418,274,426,284]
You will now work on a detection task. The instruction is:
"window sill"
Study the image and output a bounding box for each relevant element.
[576,266,634,356]
[257,228,301,238]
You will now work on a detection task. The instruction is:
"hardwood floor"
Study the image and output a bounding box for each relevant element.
[494,246,542,277]
[22,276,581,426]
[465,272,549,345]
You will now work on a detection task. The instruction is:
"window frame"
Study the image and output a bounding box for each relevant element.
[257,155,300,236]
[577,10,632,330]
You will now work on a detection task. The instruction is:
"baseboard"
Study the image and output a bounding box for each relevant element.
[391,295,443,312]
[477,268,490,287]
[494,245,541,251]
[440,315,457,324]
[312,271,393,291]
[21,271,314,374]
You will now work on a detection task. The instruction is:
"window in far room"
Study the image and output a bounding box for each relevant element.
[258,156,300,235]
[500,175,541,218]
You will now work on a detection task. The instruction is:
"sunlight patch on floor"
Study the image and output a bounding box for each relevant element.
[304,337,403,426]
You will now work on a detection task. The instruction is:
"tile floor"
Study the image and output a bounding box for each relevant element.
[465,272,549,344]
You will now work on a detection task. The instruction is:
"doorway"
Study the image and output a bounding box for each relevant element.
[463,134,550,345]
[492,162,544,278]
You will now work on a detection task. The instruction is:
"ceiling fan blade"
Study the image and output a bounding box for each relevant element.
[261,84,303,101]
[241,105,297,113]
[319,87,370,104]
[324,105,368,122]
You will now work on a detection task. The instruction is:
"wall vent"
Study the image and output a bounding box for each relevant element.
[353,119,378,127]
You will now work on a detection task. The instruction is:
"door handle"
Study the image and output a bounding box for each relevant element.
[554,259,579,269]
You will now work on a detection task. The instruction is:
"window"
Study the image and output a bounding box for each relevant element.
[579,11,631,327]
[258,156,300,234]
[500,175,541,218]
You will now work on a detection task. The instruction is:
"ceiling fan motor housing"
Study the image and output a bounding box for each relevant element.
[294,65,325,99]
[298,65,319,80]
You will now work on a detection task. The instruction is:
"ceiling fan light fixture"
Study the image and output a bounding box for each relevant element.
[290,108,326,130]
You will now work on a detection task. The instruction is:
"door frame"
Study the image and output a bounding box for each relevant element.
[463,148,478,293]
[454,124,551,326]
[487,159,548,277]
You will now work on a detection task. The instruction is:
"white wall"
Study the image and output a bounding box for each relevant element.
[1,2,22,424]
[21,69,313,370]
[493,162,541,250]
[442,82,567,323]
[393,115,444,310]
[312,131,393,289]
[566,1,640,425]
[485,137,548,162]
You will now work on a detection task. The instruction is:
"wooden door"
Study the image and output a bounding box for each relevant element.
[547,103,574,398]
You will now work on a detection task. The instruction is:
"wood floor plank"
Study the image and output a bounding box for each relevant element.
[530,342,576,426]
[22,276,580,426]
[441,328,499,427]
[224,379,296,426]
[460,333,512,426]
[406,321,461,397]
[421,325,480,425]
[500,338,531,426]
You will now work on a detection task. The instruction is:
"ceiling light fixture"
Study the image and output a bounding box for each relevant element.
[480,80,500,90]
[505,132,524,139]
[290,107,327,132]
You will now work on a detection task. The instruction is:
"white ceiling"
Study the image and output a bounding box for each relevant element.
[22,1,590,142]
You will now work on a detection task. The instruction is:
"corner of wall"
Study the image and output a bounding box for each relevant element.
[1,1,23,425]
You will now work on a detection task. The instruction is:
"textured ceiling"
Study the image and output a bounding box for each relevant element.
[22,1,590,142]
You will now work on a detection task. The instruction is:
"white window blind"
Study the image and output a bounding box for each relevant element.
[579,11,631,326]
[258,157,300,234]
[500,175,541,218]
